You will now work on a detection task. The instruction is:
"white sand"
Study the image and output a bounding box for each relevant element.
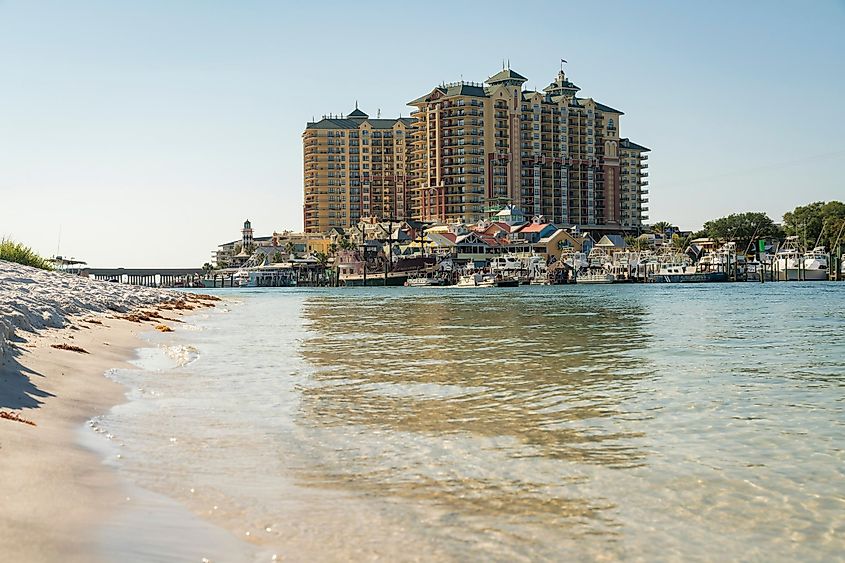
[0,260,219,561]
[0,260,177,358]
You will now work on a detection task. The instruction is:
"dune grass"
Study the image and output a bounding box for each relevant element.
[0,238,53,270]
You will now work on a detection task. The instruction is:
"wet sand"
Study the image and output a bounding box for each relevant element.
[0,317,144,562]
[0,293,228,562]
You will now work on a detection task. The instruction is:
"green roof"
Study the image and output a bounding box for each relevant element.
[305,116,412,130]
[305,118,359,130]
[486,68,528,84]
[444,83,487,98]
[620,138,650,152]
[593,101,624,115]
[408,83,488,106]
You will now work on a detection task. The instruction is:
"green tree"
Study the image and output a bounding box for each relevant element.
[703,212,782,251]
[314,251,329,266]
[651,221,672,234]
[671,233,692,251]
[783,201,845,250]
[201,262,214,273]
[338,236,356,251]
[284,241,296,256]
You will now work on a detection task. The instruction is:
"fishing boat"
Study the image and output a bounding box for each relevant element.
[489,255,522,274]
[454,272,494,288]
[404,273,450,287]
[774,237,828,281]
[802,247,829,280]
[576,271,616,284]
[649,264,728,283]
[453,272,518,288]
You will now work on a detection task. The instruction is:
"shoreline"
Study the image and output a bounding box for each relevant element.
[0,262,224,561]
[0,315,151,562]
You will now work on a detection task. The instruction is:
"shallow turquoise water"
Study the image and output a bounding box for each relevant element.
[98,284,845,561]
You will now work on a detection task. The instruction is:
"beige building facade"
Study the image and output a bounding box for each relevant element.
[407,66,649,232]
[303,64,649,234]
[303,108,413,233]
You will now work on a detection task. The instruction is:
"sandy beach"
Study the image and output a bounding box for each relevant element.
[0,260,217,562]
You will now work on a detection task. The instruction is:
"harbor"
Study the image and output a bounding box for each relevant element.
[195,215,845,289]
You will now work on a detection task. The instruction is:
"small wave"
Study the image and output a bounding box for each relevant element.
[162,344,200,367]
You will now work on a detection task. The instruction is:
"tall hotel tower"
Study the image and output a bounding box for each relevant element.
[302,64,649,233]
[406,65,649,231]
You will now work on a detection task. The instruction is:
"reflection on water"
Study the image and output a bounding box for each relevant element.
[99,284,845,561]
[293,291,655,554]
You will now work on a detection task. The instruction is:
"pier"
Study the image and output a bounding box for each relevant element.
[84,268,204,288]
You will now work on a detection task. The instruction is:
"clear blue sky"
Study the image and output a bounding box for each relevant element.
[1,0,843,267]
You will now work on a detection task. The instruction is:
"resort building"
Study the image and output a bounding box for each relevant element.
[303,108,414,233]
[406,64,650,233]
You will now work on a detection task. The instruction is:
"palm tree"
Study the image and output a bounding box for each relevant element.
[651,221,672,235]
[284,241,296,257]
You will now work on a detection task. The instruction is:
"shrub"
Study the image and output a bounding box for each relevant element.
[0,238,54,270]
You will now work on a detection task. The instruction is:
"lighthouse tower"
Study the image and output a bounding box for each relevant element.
[242,219,254,250]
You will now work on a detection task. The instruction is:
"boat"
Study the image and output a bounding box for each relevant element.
[454,272,494,288]
[404,273,450,287]
[341,271,409,286]
[576,271,616,284]
[493,275,520,287]
[231,266,298,287]
[453,272,518,288]
[802,246,829,280]
[489,254,522,274]
[774,237,828,281]
[648,264,728,283]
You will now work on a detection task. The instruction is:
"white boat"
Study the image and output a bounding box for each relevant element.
[489,255,522,274]
[803,246,829,280]
[562,251,589,270]
[404,273,449,287]
[774,237,827,281]
[455,272,494,287]
[649,263,728,283]
[454,272,519,288]
[233,266,297,287]
[576,271,616,284]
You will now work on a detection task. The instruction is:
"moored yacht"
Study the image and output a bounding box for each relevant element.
[576,271,616,284]
[774,237,828,281]
[649,263,728,283]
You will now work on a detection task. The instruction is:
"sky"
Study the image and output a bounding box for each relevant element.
[1,0,843,267]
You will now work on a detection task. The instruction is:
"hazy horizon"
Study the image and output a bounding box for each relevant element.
[2,0,843,267]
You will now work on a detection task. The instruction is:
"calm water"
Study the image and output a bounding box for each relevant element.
[95,284,845,561]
